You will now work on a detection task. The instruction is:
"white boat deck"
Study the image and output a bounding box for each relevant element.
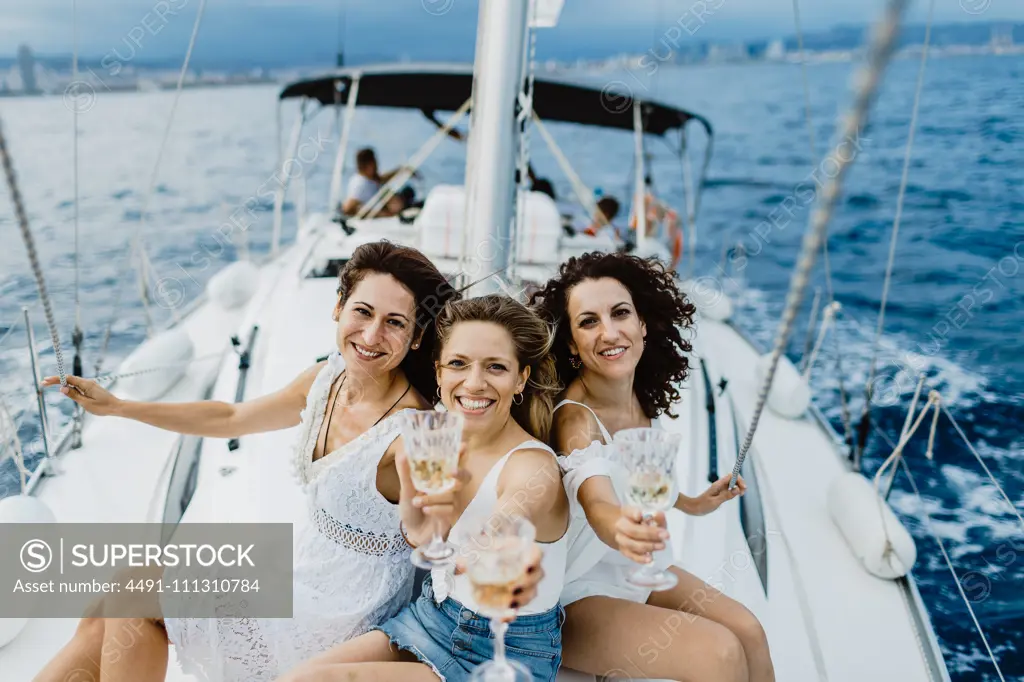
[690,317,942,682]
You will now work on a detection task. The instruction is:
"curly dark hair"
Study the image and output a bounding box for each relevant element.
[337,240,460,404]
[528,252,696,419]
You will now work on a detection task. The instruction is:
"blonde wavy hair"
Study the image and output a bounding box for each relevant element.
[435,295,561,442]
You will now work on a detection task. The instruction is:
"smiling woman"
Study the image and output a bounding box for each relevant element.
[531,251,696,420]
[529,252,773,682]
[32,240,464,682]
[276,295,570,682]
[334,241,459,405]
[434,294,562,442]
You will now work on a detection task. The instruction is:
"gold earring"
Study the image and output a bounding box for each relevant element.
[570,355,582,369]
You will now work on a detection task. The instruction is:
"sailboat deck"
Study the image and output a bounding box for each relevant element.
[691,317,943,682]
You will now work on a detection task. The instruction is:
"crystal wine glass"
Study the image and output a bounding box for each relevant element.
[401,410,464,569]
[464,513,537,682]
[614,427,682,591]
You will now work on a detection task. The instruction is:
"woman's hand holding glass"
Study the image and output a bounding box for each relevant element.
[463,514,540,682]
[396,446,469,548]
[453,543,544,623]
[614,427,683,591]
[614,506,670,564]
[396,410,468,566]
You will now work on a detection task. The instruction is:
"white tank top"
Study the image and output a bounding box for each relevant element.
[552,399,673,587]
[553,399,614,441]
[431,440,568,617]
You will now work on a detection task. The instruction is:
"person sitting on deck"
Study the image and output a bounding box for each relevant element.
[340,147,410,218]
[583,196,622,242]
[525,164,557,201]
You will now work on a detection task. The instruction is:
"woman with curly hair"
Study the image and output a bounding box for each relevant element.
[530,252,775,682]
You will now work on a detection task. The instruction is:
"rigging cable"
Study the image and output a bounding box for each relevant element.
[789,0,854,458]
[0,393,29,494]
[0,310,27,350]
[941,403,1024,533]
[856,0,936,467]
[728,0,913,489]
[512,0,540,285]
[872,423,1008,682]
[71,0,84,446]
[94,0,209,373]
[0,120,69,389]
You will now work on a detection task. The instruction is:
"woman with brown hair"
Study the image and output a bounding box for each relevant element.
[34,243,544,682]
[530,251,775,682]
[278,295,570,682]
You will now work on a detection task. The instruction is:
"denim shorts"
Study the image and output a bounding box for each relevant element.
[374,574,565,682]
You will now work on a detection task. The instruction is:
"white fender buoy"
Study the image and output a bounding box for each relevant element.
[0,495,56,647]
[755,353,810,419]
[680,278,733,322]
[0,494,57,524]
[118,327,195,401]
[827,472,917,579]
[207,260,260,311]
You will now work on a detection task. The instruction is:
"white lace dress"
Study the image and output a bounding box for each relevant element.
[164,352,416,681]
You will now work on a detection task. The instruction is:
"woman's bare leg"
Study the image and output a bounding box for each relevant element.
[562,595,748,682]
[97,618,168,682]
[33,617,168,682]
[647,567,775,682]
[33,618,103,682]
[278,631,439,682]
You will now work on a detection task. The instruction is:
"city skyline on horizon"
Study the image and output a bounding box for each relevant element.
[1,0,1022,68]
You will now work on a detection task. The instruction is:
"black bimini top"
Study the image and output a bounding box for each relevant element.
[279,63,711,137]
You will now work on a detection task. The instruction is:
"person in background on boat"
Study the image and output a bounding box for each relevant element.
[278,295,570,682]
[340,147,413,218]
[532,177,556,200]
[582,195,625,245]
[35,242,545,682]
[529,251,776,682]
[526,163,557,201]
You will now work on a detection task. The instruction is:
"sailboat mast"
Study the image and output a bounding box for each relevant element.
[460,0,530,294]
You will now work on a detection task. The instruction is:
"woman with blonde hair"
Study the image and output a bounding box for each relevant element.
[280,294,571,682]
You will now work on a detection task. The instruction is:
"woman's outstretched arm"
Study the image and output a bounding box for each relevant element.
[42,362,324,440]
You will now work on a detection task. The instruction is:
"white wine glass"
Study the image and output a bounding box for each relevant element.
[464,513,536,682]
[401,410,464,569]
[614,427,682,591]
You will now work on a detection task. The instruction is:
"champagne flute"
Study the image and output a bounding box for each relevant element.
[401,410,464,569]
[464,514,537,682]
[614,427,682,591]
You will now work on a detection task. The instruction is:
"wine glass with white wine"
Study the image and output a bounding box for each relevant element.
[465,513,537,682]
[613,427,682,591]
[400,410,464,569]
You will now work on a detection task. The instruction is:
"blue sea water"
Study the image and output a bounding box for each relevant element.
[0,55,1022,679]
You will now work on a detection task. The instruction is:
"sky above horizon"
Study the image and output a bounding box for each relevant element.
[1,0,1021,64]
